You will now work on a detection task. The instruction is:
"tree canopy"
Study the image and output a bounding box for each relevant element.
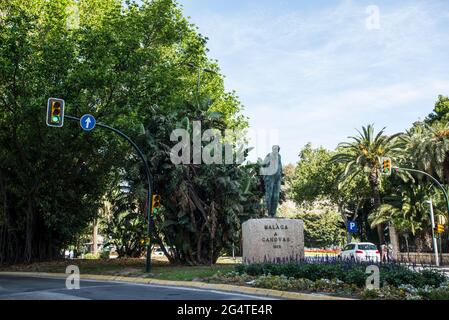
[0,0,260,264]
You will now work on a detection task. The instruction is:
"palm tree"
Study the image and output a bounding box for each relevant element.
[369,183,442,256]
[399,122,449,184]
[369,184,433,236]
[332,124,401,244]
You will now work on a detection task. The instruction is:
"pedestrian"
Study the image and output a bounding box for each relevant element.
[387,243,393,262]
[381,243,388,263]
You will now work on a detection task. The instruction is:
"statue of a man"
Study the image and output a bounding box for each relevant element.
[261,145,283,217]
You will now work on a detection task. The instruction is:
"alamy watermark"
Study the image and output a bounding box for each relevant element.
[365,265,380,290]
[366,5,380,30]
[65,265,80,290]
[170,121,281,175]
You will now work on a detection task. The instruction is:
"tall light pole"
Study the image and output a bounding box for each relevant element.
[426,199,439,267]
[183,62,218,106]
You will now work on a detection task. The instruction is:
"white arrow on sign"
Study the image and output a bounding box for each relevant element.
[85,117,91,128]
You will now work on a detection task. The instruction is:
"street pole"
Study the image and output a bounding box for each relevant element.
[64,115,154,272]
[427,199,439,267]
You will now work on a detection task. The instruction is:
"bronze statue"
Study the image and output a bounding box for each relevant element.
[260,145,282,217]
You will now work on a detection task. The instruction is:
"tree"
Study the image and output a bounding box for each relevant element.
[289,143,372,242]
[332,124,401,245]
[140,101,263,265]
[297,210,346,248]
[0,0,252,264]
[426,95,449,124]
[399,122,449,185]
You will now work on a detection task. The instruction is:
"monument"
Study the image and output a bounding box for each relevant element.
[242,146,304,264]
[242,218,304,264]
[261,145,283,217]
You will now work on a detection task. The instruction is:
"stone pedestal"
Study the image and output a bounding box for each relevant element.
[242,218,304,264]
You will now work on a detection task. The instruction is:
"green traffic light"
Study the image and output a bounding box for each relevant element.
[52,116,60,123]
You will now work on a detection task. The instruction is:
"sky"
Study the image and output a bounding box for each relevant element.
[177,0,449,164]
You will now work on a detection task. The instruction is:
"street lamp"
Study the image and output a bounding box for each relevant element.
[182,62,218,105]
[426,199,440,267]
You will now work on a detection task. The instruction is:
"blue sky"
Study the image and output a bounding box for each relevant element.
[178,0,449,164]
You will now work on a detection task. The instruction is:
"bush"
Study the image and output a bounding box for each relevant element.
[236,262,447,289]
[204,271,256,286]
[254,274,295,291]
[83,253,100,259]
[100,249,110,259]
[291,278,315,291]
[361,289,379,300]
[425,287,449,300]
[418,269,447,288]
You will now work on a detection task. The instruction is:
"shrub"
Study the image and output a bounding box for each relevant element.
[254,274,295,291]
[291,278,315,291]
[361,289,379,300]
[425,287,449,300]
[418,269,446,288]
[100,249,110,259]
[236,262,447,290]
[83,253,100,259]
[205,271,256,285]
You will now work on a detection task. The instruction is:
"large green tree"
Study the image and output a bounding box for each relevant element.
[0,0,254,264]
[289,143,372,242]
[332,125,401,245]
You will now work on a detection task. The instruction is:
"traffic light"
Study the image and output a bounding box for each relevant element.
[381,157,392,176]
[435,224,445,234]
[46,98,65,127]
[151,194,161,214]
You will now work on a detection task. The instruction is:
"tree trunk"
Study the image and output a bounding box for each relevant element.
[389,223,399,260]
[92,219,98,255]
[369,168,384,246]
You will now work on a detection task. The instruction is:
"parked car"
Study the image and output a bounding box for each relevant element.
[339,242,380,262]
[153,247,164,256]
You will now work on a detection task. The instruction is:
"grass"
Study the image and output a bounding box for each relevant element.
[0,257,237,281]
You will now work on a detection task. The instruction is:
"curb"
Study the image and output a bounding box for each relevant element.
[0,271,353,300]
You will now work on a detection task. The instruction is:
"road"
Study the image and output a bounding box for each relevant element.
[0,274,272,300]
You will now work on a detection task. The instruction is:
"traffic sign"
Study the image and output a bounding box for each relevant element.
[347,221,358,233]
[80,114,96,131]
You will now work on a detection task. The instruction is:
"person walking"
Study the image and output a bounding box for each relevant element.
[387,243,393,262]
[381,243,388,263]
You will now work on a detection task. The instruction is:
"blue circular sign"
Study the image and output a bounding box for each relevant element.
[80,114,96,131]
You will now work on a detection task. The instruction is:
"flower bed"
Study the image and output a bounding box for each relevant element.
[202,261,449,300]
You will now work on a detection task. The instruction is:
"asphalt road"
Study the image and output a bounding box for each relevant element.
[0,275,272,300]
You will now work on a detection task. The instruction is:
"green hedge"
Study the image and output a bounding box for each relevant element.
[235,262,446,289]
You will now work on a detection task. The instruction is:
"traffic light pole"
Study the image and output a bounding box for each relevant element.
[395,167,449,218]
[428,199,440,266]
[64,115,154,273]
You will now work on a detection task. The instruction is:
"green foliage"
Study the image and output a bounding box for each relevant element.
[289,143,372,243]
[380,266,446,289]
[421,286,449,300]
[0,0,253,264]
[83,253,100,260]
[296,211,346,248]
[254,274,295,291]
[290,144,341,206]
[236,262,447,289]
[204,271,256,286]
[361,289,380,299]
[426,95,449,124]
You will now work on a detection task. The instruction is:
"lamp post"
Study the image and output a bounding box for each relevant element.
[183,62,218,105]
[426,199,439,267]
